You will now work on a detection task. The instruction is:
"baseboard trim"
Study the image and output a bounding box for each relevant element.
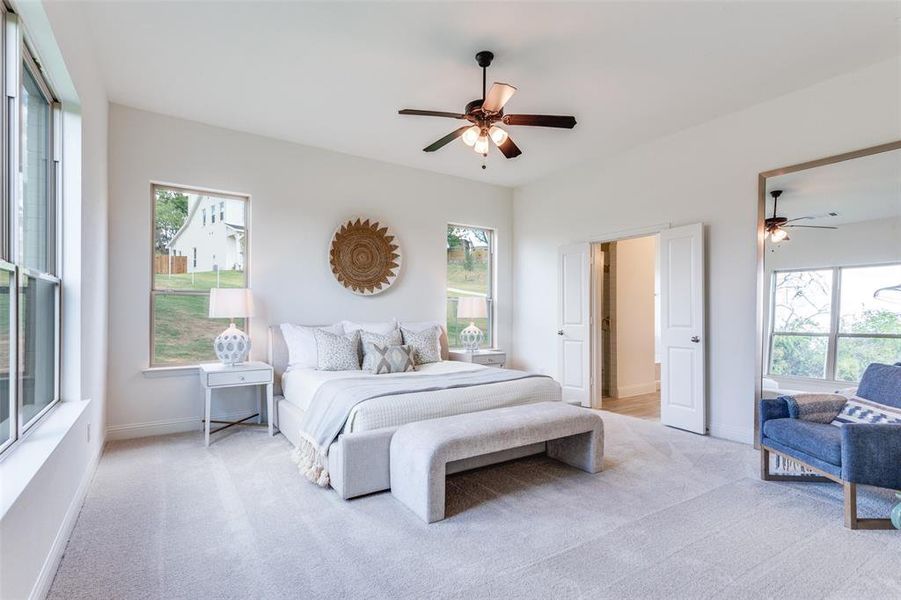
[106,410,260,441]
[30,447,101,600]
[614,382,658,398]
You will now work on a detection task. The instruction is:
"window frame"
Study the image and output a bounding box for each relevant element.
[149,182,250,368]
[767,262,901,384]
[446,223,496,350]
[0,8,63,456]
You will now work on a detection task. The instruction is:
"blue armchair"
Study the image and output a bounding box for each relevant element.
[759,362,901,530]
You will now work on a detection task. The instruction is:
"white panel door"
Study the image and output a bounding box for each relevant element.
[659,223,707,434]
[558,243,591,406]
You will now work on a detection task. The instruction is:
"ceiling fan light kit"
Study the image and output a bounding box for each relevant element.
[765,189,839,242]
[398,50,577,165]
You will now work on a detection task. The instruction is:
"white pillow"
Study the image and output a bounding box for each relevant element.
[280,322,344,369]
[341,319,397,336]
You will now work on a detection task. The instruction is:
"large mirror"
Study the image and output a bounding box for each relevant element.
[757,142,901,429]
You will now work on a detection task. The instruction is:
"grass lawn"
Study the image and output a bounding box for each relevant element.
[154,269,245,292]
[446,261,488,294]
[153,292,245,366]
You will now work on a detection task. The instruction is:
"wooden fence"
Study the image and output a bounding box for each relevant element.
[154,255,188,275]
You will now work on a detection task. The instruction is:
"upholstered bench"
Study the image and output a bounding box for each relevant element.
[389,402,604,523]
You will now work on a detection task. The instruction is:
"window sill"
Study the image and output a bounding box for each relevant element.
[0,399,90,519]
[767,374,858,390]
[142,365,200,378]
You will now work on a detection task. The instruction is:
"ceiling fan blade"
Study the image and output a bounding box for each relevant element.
[482,83,517,113]
[399,109,466,119]
[495,134,522,159]
[785,225,839,230]
[502,114,577,129]
[422,126,471,152]
[784,212,838,224]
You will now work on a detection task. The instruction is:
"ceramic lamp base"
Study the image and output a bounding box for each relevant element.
[460,322,483,352]
[214,323,251,365]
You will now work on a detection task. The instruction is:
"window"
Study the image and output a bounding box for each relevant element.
[0,11,63,456]
[202,208,206,226]
[768,264,901,383]
[446,225,494,349]
[219,201,225,221]
[211,205,216,224]
[151,185,248,366]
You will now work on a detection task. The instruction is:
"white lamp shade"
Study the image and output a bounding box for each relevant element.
[456,296,488,319]
[208,288,254,319]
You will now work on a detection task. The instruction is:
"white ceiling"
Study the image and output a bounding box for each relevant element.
[766,147,901,226]
[73,1,900,187]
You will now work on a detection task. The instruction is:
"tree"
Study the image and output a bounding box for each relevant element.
[155,191,189,253]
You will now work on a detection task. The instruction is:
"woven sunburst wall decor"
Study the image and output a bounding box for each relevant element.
[329,218,401,295]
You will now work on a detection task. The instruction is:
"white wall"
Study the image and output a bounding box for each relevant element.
[0,1,108,598]
[107,104,513,437]
[511,57,900,443]
[613,236,658,398]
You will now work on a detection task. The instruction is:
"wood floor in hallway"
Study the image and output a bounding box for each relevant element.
[601,392,660,421]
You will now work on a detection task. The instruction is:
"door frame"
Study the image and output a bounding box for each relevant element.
[575,223,670,409]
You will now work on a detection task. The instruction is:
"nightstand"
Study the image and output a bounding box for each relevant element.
[199,362,274,446]
[448,349,506,368]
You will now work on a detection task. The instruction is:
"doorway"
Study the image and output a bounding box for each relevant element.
[557,223,707,434]
[594,236,660,421]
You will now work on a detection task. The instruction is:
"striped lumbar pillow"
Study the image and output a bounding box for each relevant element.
[366,343,415,375]
[831,396,901,427]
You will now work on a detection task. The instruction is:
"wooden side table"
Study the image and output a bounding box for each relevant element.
[199,362,274,446]
[448,349,506,368]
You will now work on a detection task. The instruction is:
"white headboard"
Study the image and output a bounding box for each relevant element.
[267,326,291,396]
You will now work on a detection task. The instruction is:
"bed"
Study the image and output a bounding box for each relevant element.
[267,325,562,498]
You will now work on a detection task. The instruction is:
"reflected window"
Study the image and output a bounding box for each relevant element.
[769,264,901,382]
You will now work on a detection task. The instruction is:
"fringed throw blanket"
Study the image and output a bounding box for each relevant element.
[782,393,848,424]
[292,368,551,487]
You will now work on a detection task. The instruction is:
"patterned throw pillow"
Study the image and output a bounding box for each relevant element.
[366,343,415,375]
[314,329,361,371]
[361,329,403,371]
[830,396,901,427]
[401,326,442,365]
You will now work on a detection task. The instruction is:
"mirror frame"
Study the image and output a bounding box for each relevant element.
[754,139,901,447]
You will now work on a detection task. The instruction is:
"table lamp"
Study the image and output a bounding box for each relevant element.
[209,288,254,365]
[456,296,488,352]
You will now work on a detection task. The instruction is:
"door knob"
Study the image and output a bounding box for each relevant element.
[690,336,700,343]
[557,330,564,336]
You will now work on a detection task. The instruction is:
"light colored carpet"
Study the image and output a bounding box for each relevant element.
[48,411,899,600]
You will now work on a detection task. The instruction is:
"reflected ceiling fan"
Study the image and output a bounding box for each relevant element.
[398,50,576,164]
[765,190,838,242]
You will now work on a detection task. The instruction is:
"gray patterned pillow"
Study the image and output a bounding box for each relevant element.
[314,329,361,371]
[401,326,442,365]
[366,343,415,374]
[361,329,402,371]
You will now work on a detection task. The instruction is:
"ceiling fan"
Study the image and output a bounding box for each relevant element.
[765,190,838,242]
[398,50,576,163]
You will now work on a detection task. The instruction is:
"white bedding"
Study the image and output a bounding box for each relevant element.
[281,361,561,434]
